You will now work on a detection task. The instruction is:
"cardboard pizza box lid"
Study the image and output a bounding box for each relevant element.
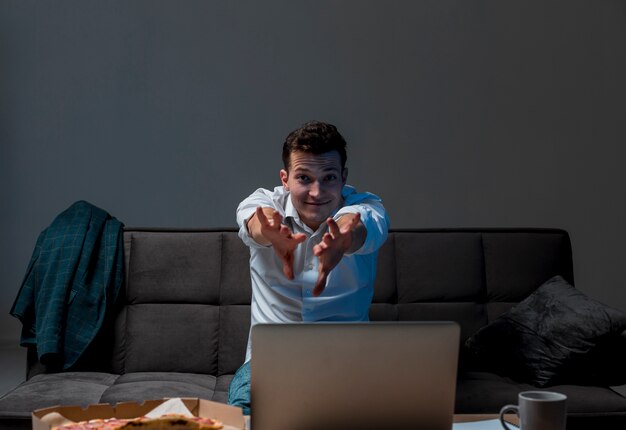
[32,397,246,430]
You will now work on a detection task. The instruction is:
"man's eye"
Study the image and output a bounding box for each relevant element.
[297,175,310,182]
[325,175,337,182]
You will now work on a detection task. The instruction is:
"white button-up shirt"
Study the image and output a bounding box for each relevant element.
[236,185,390,362]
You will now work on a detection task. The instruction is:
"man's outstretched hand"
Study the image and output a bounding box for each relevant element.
[252,207,306,280]
[249,208,364,293]
[312,213,362,297]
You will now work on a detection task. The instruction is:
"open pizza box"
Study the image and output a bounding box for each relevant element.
[32,397,247,430]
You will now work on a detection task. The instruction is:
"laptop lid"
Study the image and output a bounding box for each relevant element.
[251,321,460,430]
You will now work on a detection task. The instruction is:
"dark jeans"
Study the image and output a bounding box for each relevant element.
[228,361,251,415]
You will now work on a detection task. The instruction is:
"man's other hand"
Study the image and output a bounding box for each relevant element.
[249,207,306,280]
[312,213,363,296]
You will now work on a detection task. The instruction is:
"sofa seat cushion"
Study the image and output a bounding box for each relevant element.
[99,372,234,404]
[0,372,119,417]
[0,371,235,425]
[456,371,626,414]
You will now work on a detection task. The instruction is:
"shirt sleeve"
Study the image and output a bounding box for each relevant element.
[236,187,283,249]
[333,190,390,256]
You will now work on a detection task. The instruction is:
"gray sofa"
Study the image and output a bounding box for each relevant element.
[1,227,625,429]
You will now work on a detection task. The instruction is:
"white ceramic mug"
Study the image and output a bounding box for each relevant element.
[499,391,567,430]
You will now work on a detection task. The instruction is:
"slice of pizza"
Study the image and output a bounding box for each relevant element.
[52,414,223,430]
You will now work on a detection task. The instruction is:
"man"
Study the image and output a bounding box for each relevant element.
[228,121,390,414]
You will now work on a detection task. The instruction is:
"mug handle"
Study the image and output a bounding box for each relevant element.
[499,404,519,430]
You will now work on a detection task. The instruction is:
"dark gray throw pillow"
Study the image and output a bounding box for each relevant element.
[464,275,626,387]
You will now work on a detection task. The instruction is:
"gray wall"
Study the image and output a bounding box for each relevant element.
[1,0,625,342]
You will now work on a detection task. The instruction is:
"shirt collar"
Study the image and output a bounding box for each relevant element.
[284,195,315,234]
[284,193,299,220]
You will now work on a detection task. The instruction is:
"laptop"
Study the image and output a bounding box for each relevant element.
[251,321,460,430]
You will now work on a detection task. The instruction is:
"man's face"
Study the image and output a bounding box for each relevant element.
[280,150,347,231]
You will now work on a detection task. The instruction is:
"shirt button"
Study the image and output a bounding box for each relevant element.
[305,289,312,296]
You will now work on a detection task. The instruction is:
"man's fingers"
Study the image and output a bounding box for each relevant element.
[327,218,340,239]
[313,233,332,256]
[313,270,328,296]
[313,240,329,256]
[279,226,307,244]
[348,213,361,231]
[293,233,306,242]
[272,211,282,228]
[256,207,270,226]
[340,212,361,234]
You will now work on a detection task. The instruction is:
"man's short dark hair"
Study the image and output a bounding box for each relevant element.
[282,121,347,171]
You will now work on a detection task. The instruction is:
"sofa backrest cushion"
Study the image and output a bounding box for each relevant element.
[112,230,251,376]
[111,228,573,376]
[372,229,574,341]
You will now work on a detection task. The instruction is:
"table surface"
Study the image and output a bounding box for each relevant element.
[243,414,519,428]
[455,414,519,425]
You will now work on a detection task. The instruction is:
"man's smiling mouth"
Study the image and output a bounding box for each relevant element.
[305,201,330,206]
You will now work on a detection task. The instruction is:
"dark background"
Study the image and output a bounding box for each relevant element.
[1,0,625,352]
